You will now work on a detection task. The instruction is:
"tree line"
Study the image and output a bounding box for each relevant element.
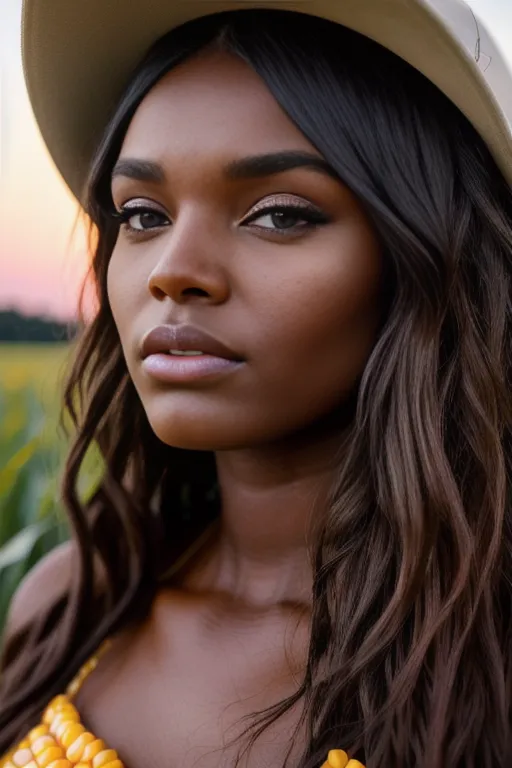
[0,310,82,343]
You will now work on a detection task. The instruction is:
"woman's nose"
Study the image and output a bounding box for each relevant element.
[147,214,231,305]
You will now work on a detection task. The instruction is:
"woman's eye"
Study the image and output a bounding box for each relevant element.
[242,205,329,235]
[114,205,170,234]
[110,200,328,238]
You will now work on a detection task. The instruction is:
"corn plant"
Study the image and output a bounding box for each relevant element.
[0,383,69,630]
[0,344,103,635]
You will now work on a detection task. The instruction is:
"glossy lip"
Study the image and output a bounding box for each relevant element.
[141,352,242,384]
[140,324,243,362]
[140,324,245,384]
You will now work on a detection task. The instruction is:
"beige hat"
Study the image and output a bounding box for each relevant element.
[22,0,512,202]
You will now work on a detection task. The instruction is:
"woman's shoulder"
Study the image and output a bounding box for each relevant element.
[2,540,76,645]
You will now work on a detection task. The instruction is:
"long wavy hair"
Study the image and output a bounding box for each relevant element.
[1,9,511,768]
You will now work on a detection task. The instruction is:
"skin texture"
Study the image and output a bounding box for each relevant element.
[76,47,383,767]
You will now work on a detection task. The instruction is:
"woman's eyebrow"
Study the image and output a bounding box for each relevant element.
[111,159,165,183]
[111,151,337,184]
[225,151,338,180]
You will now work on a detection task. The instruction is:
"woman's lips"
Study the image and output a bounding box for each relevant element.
[142,352,243,383]
[140,323,242,361]
[140,324,244,383]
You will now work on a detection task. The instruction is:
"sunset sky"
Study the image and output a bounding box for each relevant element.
[1,0,512,321]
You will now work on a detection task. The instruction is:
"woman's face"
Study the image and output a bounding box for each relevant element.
[107,47,383,451]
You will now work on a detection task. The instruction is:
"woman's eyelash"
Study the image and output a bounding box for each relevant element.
[111,206,167,226]
[242,204,329,227]
[108,200,330,236]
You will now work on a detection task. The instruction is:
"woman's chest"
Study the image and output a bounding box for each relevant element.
[74,597,309,768]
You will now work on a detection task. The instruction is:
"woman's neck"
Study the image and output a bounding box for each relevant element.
[192,427,343,607]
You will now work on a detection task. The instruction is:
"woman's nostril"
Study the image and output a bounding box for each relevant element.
[182,287,210,298]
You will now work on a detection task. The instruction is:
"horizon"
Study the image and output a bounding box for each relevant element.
[1,0,512,323]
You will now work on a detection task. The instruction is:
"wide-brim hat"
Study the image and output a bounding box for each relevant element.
[22,0,512,203]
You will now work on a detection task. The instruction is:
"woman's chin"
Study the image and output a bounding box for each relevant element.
[147,417,252,452]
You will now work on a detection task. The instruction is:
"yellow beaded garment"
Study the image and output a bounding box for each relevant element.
[0,637,365,768]
[0,522,363,768]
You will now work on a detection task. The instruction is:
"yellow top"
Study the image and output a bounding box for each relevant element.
[0,637,365,768]
[0,640,364,768]
[0,524,363,767]
[0,637,364,768]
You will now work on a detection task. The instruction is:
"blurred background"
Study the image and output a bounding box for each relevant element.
[0,0,512,633]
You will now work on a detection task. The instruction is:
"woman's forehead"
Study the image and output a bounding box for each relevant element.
[120,48,317,161]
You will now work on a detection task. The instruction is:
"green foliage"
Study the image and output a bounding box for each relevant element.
[0,344,104,637]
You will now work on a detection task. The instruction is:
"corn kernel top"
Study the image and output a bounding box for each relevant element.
[0,640,365,768]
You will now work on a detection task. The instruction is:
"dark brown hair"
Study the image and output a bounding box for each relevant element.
[1,10,511,768]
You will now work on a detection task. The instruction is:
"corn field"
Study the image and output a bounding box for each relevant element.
[0,343,103,637]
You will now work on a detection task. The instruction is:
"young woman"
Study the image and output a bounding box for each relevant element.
[1,1,511,767]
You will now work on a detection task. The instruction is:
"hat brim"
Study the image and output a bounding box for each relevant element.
[22,0,512,203]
